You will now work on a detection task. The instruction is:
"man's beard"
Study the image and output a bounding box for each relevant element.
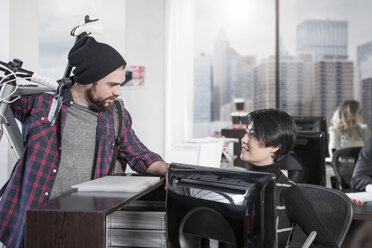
[86,86,116,112]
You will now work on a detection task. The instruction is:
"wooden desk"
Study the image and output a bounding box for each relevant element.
[352,201,372,220]
[341,202,372,248]
[26,177,165,248]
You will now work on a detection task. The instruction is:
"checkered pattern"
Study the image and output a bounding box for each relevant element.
[0,91,162,248]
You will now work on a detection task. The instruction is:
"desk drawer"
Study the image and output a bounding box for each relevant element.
[107,211,165,230]
[106,229,166,248]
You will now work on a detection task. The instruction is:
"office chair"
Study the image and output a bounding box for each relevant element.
[331,146,362,190]
[278,152,305,183]
[288,184,353,248]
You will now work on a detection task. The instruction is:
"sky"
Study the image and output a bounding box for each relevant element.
[194,0,372,62]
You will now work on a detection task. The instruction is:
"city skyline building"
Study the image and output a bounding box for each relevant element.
[312,60,354,121]
[297,19,348,61]
[193,53,214,138]
[193,53,213,124]
[253,57,275,110]
[280,54,314,116]
[253,55,313,116]
[297,19,354,121]
[361,78,372,129]
[212,30,231,121]
[357,41,372,68]
[234,55,256,102]
[357,41,372,100]
[360,54,372,128]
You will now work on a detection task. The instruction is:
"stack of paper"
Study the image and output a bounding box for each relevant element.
[346,184,372,203]
[71,176,161,193]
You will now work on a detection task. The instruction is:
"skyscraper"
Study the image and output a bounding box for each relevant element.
[193,54,213,138]
[254,55,313,116]
[297,19,348,61]
[360,54,372,128]
[357,41,372,100]
[234,56,256,101]
[313,60,354,120]
[357,41,372,69]
[194,54,212,123]
[297,19,353,120]
[212,30,243,121]
[281,54,314,116]
[254,57,275,110]
[212,30,230,121]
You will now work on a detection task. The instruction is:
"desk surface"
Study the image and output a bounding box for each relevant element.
[352,201,372,220]
[30,176,164,214]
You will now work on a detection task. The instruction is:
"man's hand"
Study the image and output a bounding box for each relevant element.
[146,161,169,189]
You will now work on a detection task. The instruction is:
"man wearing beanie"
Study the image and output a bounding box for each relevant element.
[0,36,168,248]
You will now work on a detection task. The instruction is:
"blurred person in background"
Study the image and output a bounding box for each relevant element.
[328,100,370,156]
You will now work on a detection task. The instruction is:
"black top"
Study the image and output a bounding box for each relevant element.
[351,137,372,191]
[248,163,338,248]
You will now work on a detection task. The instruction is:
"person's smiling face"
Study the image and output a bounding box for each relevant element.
[240,123,279,166]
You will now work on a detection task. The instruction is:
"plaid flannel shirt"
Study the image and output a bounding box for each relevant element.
[0,91,162,248]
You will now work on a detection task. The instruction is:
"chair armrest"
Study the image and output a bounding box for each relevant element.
[302,231,317,248]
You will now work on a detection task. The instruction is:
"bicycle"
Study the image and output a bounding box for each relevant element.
[0,15,104,161]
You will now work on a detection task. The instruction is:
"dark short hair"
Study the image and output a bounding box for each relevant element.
[246,108,297,162]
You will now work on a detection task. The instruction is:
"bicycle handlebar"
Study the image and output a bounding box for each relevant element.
[29,73,59,91]
[0,59,64,128]
[0,60,59,91]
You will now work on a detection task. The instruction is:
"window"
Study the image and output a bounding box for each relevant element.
[281,0,372,127]
[193,0,275,137]
[194,0,372,137]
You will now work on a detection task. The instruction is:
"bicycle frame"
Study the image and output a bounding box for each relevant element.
[0,73,57,160]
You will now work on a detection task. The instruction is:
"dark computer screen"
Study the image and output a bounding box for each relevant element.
[293,116,329,157]
[166,163,277,248]
[286,131,326,186]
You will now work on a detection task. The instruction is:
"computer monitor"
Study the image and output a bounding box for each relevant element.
[281,131,326,186]
[166,163,277,248]
[293,116,329,157]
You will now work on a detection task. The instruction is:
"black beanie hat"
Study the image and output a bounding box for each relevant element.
[68,36,127,85]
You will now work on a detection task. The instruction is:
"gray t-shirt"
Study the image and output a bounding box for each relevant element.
[50,102,98,199]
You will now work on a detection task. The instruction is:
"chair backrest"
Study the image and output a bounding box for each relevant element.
[278,152,305,183]
[331,146,362,190]
[288,184,353,248]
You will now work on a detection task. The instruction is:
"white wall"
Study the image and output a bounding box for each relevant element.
[0,0,10,193]
[0,0,38,189]
[123,0,166,157]
[0,0,10,61]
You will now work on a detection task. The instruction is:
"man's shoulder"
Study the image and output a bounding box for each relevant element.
[36,93,55,106]
[18,92,54,107]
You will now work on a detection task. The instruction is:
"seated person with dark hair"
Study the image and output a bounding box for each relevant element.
[351,137,372,191]
[241,109,337,248]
